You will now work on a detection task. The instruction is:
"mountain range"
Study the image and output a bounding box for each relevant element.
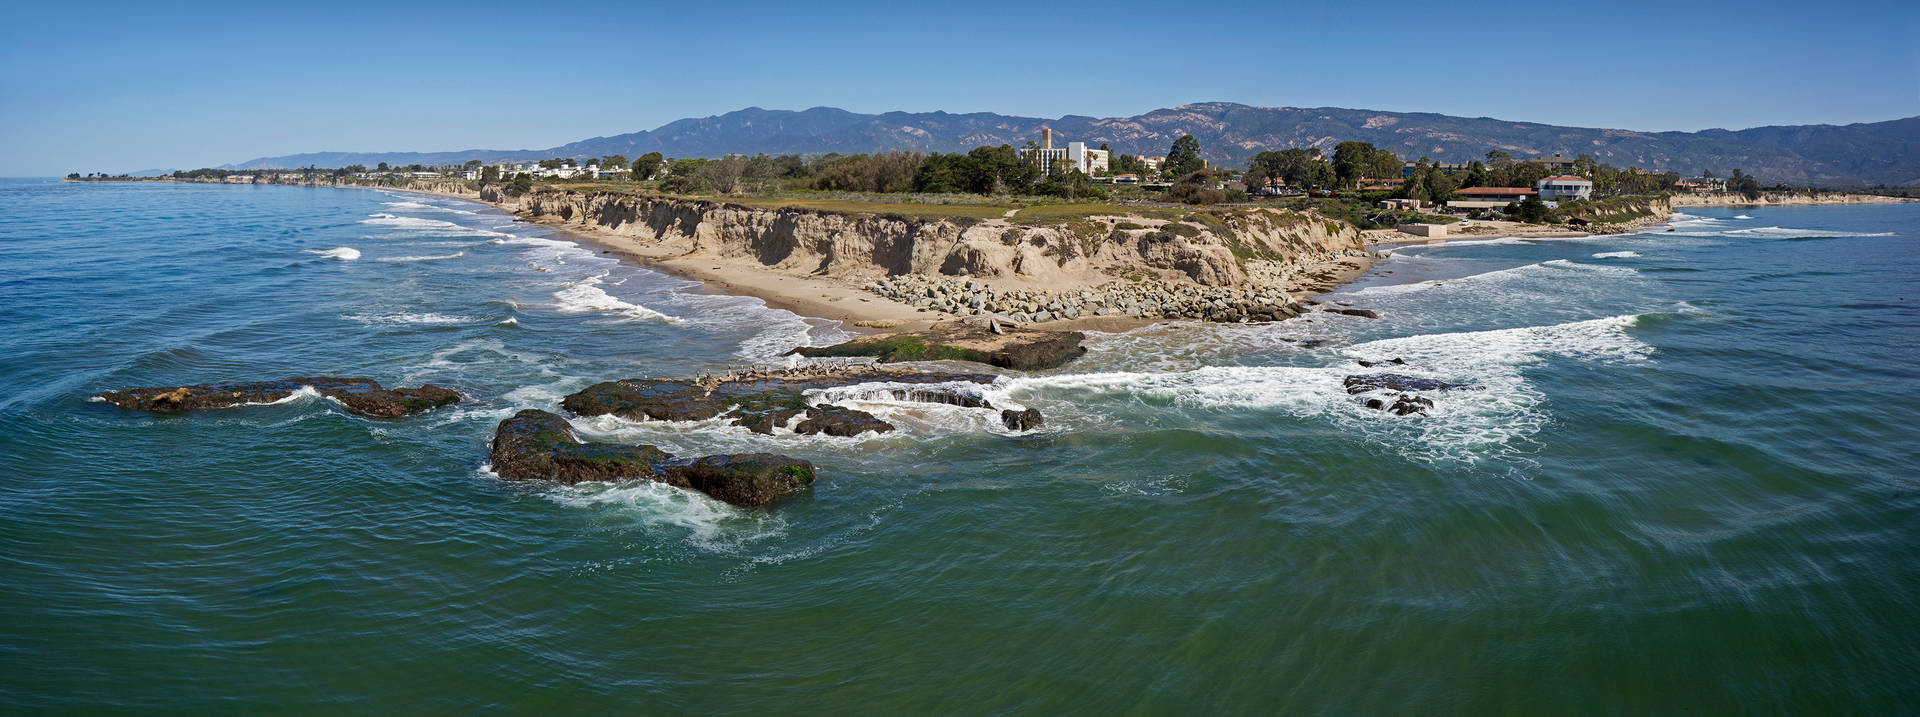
[224,102,1920,187]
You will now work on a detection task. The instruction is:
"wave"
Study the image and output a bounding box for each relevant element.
[552,276,680,324]
[1592,251,1641,259]
[375,251,465,263]
[1732,214,1754,220]
[303,247,360,260]
[544,477,787,552]
[1005,315,1651,462]
[360,213,506,237]
[345,312,484,326]
[382,200,476,215]
[1343,258,1635,297]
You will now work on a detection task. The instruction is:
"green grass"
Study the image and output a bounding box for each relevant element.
[1009,203,1192,224]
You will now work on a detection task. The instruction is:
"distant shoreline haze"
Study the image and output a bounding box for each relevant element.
[217,103,1920,188]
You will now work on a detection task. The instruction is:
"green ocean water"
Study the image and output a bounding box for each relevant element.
[1,179,1915,713]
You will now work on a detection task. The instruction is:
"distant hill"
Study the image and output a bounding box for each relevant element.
[223,103,1920,187]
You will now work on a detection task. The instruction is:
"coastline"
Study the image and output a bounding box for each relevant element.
[365,181,1380,334]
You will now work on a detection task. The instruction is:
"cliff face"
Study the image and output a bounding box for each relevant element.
[475,187,1363,289]
[1667,191,1914,207]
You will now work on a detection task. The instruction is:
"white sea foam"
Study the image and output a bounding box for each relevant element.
[304,247,361,260]
[551,276,680,323]
[344,312,481,326]
[382,200,477,215]
[247,385,323,406]
[360,213,507,237]
[545,479,786,552]
[1005,315,1651,462]
[1732,214,1754,220]
[376,251,465,262]
[1592,251,1641,259]
[1343,258,1635,298]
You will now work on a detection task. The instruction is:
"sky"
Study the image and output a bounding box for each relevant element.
[2,0,1915,176]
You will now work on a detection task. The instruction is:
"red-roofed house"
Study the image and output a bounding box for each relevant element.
[1448,186,1536,209]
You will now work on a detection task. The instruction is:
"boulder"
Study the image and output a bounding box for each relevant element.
[488,409,814,508]
[1000,407,1044,432]
[1326,308,1380,319]
[98,377,460,418]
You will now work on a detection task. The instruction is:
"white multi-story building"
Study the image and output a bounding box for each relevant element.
[1018,128,1110,176]
[1536,175,1594,200]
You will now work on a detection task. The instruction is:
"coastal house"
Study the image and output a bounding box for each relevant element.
[1018,128,1110,176]
[1113,174,1141,185]
[1536,175,1594,200]
[1447,186,1536,209]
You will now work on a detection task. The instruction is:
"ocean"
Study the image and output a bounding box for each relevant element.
[2,178,1915,712]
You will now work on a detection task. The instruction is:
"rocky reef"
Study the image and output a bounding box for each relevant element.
[1343,369,1485,417]
[863,274,1314,324]
[560,366,1041,436]
[790,321,1086,370]
[98,377,460,417]
[490,409,814,507]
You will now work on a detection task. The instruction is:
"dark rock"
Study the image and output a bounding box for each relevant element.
[1326,308,1380,319]
[791,324,1086,370]
[1344,373,1479,417]
[489,409,813,508]
[98,377,460,418]
[1357,358,1408,368]
[561,367,1023,438]
[1000,407,1044,431]
[793,405,896,437]
[1343,373,1483,394]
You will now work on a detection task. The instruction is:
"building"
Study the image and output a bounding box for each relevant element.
[1401,162,1472,178]
[1447,186,1536,210]
[1140,156,1166,174]
[1113,174,1140,185]
[1673,177,1727,193]
[1536,175,1594,200]
[1530,154,1578,172]
[1018,128,1110,176]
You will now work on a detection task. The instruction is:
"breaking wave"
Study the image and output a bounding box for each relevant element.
[1592,251,1641,259]
[1005,315,1651,462]
[551,275,681,324]
[303,247,360,260]
[376,251,466,262]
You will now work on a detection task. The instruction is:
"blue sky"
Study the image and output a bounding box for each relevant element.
[2,0,1914,175]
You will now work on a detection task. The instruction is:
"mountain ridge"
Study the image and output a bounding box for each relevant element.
[222,103,1920,187]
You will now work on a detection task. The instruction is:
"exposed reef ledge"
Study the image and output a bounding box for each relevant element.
[789,320,1086,371]
[560,366,1043,436]
[97,377,460,417]
[490,409,814,507]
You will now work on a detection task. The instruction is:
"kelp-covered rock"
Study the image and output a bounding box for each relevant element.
[790,322,1086,371]
[560,366,1045,436]
[489,409,814,508]
[98,377,459,417]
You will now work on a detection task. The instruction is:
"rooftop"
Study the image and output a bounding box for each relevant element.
[1455,187,1536,195]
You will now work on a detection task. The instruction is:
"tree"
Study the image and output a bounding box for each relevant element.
[1332,141,1376,188]
[600,155,628,170]
[463,159,482,170]
[376,162,389,172]
[1165,135,1204,177]
[1366,147,1402,184]
[1509,196,1550,223]
[631,152,663,181]
[481,165,500,182]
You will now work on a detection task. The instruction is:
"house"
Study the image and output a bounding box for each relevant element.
[1447,186,1536,209]
[1380,198,1427,211]
[1673,177,1727,193]
[1536,175,1594,200]
[1113,174,1140,185]
[1358,178,1404,192]
[1530,154,1578,172]
[1018,128,1110,176]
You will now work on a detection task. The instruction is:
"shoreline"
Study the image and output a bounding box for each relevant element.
[367,181,1380,335]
